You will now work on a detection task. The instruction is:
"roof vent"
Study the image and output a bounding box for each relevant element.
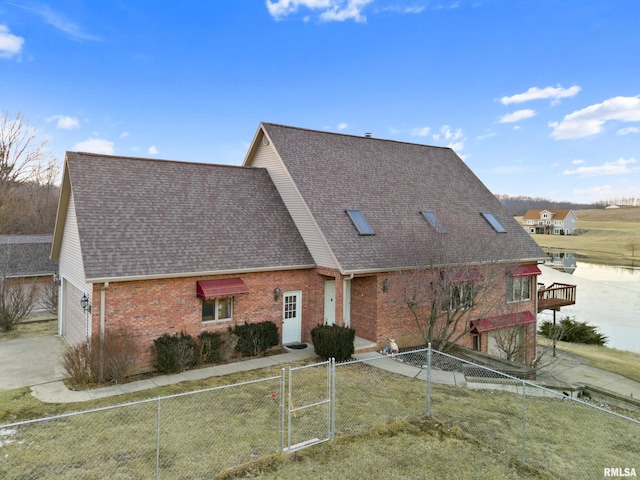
[364,133,372,138]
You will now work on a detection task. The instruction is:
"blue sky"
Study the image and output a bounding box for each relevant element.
[1,0,639,203]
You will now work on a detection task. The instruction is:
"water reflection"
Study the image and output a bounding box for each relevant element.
[544,251,640,281]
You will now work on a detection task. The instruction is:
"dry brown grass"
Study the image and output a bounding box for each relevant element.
[0,319,57,342]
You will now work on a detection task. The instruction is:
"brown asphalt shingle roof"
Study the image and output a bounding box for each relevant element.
[262,123,546,271]
[65,153,314,281]
[523,209,573,220]
[0,235,57,277]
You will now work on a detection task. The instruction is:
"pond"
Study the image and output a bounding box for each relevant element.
[538,258,640,353]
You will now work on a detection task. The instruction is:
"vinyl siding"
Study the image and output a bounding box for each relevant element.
[58,192,92,344]
[251,135,339,270]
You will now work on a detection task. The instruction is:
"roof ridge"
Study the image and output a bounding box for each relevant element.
[261,122,453,151]
[66,151,254,170]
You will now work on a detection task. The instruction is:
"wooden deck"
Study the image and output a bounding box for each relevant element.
[537,282,577,312]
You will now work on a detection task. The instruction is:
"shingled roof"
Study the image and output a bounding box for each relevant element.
[53,153,314,282]
[0,235,57,277]
[258,123,546,272]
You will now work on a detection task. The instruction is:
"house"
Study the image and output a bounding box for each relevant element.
[51,123,547,371]
[522,209,578,235]
[0,235,58,315]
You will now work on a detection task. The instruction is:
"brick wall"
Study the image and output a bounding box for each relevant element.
[91,269,319,372]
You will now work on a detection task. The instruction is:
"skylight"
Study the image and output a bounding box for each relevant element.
[481,212,507,233]
[346,210,375,236]
[421,211,446,233]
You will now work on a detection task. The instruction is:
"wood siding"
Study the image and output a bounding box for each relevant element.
[250,134,339,270]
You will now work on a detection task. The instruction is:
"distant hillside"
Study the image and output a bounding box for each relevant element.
[496,195,594,216]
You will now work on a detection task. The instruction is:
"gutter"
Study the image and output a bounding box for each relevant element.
[99,281,109,380]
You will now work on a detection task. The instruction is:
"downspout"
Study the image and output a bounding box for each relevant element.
[99,282,109,380]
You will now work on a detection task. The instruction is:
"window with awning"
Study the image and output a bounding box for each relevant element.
[196,278,248,299]
[507,264,541,277]
[471,311,535,333]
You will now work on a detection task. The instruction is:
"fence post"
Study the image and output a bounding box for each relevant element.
[280,368,286,454]
[521,379,527,464]
[330,358,336,441]
[426,343,432,417]
[155,398,161,480]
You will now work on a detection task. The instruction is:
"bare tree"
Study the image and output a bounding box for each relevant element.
[0,111,58,234]
[0,278,38,331]
[399,261,505,352]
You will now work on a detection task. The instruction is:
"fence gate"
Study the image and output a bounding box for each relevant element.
[282,359,334,453]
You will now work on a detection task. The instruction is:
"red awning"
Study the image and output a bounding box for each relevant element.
[441,268,483,284]
[508,264,541,277]
[471,311,536,333]
[196,278,248,299]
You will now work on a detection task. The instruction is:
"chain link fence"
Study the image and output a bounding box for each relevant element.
[1,347,638,479]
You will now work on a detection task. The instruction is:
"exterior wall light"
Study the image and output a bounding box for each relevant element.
[274,287,281,301]
[382,278,389,293]
[80,293,92,313]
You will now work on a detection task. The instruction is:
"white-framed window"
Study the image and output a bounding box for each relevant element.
[202,297,233,322]
[507,276,531,303]
[445,282,475,311]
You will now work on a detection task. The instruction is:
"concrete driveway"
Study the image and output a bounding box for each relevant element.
[0,335,68,391]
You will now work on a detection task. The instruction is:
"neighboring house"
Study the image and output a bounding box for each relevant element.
[51,123,547,371]
[0,235,58,314]
[522,209,578,235]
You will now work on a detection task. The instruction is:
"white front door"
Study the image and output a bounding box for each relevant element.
[324,280,336,325]
[282,291,302,344]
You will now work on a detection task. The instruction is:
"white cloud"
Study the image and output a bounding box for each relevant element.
[410,126,431,137]
[377,6,425,14]
[337,122,348,130]
[562,157,638,176]
[434,125,462,141]
[74,138,114,154]
[571,185,614,198]
[120,131,130,139]
[550,96,640,140]
[617,126,639,136]
[12,2,100,41]
[476,130,496,140]
[499,109,536,124]
[499,85,581,105]
[572,159,585,165]
[148,145,158,155]
[0,25,24,58]
[47,115,79,129]
[266,0,372,22]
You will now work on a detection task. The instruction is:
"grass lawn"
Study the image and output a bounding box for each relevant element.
[0,318,57,342]
[539,337,640,384]
[1,358,638,479]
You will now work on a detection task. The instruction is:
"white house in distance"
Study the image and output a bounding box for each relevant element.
[521,209,578,235]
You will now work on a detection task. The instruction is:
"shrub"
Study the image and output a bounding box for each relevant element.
[154,331,196,373]
[311,324,355,362]
[196,331,224,364]
[233,321,279,357]
[538,317,608,346]
[97,328,137,383]
[63,340,94,389]
[63,329,138,388]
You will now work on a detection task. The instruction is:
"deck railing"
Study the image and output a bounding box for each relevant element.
[537,282,576,312]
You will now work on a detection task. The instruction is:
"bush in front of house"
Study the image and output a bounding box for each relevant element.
[233,321,280,357]
[311,324,355,362]
[63,329,137,388]
[197,331,225,364]
[538,317,608,346]
[154,331,196,373]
